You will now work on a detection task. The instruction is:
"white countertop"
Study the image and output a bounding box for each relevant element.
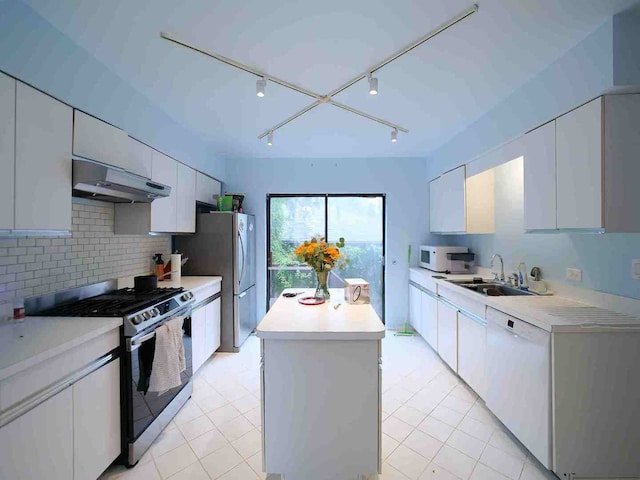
[117,275,222,292]
[411,267,640,333]
[0,316,122,381]
[257,288,385,340]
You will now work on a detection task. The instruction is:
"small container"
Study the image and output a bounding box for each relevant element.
[13,298,25,322]
[153,254,165,282]
[344,278,370,305]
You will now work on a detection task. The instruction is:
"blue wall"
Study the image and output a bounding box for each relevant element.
[429,10,640,301]
[0,0,225,180]
[224,157,434,328]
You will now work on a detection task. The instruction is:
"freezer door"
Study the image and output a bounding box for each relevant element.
[234,285,257,349]
[234,214,255,294]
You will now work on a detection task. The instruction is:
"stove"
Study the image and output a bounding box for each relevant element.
[29,282,194,337]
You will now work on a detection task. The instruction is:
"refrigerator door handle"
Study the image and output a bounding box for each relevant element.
[238,231,246,288]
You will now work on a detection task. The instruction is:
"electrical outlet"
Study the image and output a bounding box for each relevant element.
[566,268,582,282]
[633,259,640,280]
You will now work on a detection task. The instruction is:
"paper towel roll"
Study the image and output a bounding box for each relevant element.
[171,254,182,283]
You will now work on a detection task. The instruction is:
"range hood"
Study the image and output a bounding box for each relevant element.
[72,158,170,203]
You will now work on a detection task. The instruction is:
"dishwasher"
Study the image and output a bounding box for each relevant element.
[485,307,552,469]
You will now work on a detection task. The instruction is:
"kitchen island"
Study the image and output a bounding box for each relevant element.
[257,288,385,480]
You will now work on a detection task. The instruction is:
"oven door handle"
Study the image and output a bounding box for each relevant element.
[129,331,156,352]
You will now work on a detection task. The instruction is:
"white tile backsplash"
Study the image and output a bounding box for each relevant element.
[0,198,170,316]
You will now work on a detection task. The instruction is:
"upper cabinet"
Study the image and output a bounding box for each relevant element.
[525,95,640,233]
[524,121,557,231]
[126,137,153,178]
[0,72,15,230]
[73,110,128,169]
[430,165,495,234]
[176,162,196,233]
[196,171,221,205]
[15,83,72,231]
[150,151,178,233]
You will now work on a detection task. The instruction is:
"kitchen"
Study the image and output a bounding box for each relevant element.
[1,1,640,480]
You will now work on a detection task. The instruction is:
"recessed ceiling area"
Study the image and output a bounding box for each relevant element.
[22,0,640,159]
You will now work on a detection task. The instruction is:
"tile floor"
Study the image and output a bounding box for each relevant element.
[100,332,558,480]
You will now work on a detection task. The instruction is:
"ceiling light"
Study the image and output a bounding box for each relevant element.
[267,131,274,146]
[256,77,266,97]
[368,74,378,96]
[391,129,398,143]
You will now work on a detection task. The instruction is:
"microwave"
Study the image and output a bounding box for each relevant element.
[419,245,474,273]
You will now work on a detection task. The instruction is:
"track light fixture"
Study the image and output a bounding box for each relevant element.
[256,77,266,97]
[368,74,378,96]
[267,131,274,146]
[391,129,398,143]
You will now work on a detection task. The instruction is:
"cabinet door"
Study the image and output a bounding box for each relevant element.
[421,291,438,351]
[73,359,121,480]
[440,166,466,233]
[409,284,422,334]
[150,151,177,232]
[73,110,128,169]
[556,98,603,230]
[126,137,153,178]
[196,172,219,205]
[205,297,221,357]
[15,83,72,231]
[458,312,486,397]
[0,72,15,230]
[0,387,73,480]
[437,301,458,371]
[191,307,207,373]
[524,121,557,230]
[176,162,196,233]
[429,177,442,233]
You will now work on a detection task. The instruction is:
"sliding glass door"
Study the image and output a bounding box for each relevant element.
[267,194,385,320]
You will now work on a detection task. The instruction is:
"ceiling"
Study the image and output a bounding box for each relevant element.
[23,0,640,160]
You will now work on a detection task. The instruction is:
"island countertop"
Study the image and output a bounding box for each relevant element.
[257,288,385,340]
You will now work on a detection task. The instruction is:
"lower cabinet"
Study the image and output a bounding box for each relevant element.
[0,387,74,480]
[73,358,121,480]
[457,312,486,397]
[437,300,458,372]
[421,291,438,351]
[409,284,422,335]
[192,297,221,373]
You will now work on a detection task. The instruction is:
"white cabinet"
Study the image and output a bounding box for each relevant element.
[556,98,603,230]
[0,387,74,480]
[0,72,15,230]
[524,120,557,231]
[457,312,486,397]
[430,165,494,234]
[176,162,196,233]
[196,171,221,205]
[150,151,178,232]
[191,306,207,373]
[15,82,72,231]
[73,110,128,170]
[409,284,422,335]
[126,136,153,178]
[73,359,121,480]
[205,297,221,356]
[421,291,438,351]
[437,300,458,371]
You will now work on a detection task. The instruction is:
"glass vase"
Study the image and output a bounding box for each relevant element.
[314,269,330,299]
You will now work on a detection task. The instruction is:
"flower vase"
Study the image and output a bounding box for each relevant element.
[315,269,330,299]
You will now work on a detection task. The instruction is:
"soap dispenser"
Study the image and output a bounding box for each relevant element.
[518,262,529,290]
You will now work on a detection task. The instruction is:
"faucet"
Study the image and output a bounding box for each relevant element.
[490,254,505,282]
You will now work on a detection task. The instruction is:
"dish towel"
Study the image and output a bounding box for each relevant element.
[148,316,186,394]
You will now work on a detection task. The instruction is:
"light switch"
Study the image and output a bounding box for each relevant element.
[566,268,582,282]
[633,259,640,280]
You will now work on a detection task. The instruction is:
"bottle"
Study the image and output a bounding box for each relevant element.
[518,262,529,290]
[13,298,25,322]
[154,254,165,282]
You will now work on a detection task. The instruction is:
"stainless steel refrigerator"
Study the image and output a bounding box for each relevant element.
[175,212,256,352]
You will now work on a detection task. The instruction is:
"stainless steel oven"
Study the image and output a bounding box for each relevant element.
[122,303,193,466]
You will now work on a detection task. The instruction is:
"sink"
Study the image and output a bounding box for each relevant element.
[445,280,535,297]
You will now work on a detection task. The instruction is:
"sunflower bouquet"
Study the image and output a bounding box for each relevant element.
[295,236,346,299]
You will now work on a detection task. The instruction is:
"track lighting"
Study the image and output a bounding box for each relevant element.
[368,74,378,96]
[256,77,266,97]
[267,131,274,146]
[391,129,398,143]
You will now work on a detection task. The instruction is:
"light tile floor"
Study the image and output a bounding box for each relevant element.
[100,332,558,480]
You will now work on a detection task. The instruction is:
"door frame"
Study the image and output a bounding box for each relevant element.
[266,193,386,322]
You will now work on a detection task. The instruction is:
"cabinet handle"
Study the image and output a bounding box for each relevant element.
[146,182,166,190]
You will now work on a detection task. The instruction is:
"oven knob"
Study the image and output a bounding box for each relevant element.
[143,311,151,320]
[150,308,159,317]
[181,293,192,302]
[132,314,143,325]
